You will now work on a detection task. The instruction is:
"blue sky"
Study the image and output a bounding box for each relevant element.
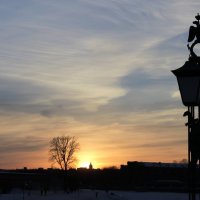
[0,0,199,169]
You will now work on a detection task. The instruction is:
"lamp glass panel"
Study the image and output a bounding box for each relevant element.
[177,76,200,106]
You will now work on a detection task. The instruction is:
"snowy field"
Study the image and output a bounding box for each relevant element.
[0,189,189,200]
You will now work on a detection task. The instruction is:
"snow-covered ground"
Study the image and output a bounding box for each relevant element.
[0,189,190,200]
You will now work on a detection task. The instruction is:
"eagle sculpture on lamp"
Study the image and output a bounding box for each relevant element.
[188,13,200,63]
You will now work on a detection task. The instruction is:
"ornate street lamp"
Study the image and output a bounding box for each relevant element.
[172,13,200,200]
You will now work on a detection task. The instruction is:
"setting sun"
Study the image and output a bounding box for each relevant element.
[79,161,90,169]
[77,152,98,169]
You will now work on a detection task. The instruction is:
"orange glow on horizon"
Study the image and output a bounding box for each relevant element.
[0,121,187,170]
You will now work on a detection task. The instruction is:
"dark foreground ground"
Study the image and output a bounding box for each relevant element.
[0,189,190,200]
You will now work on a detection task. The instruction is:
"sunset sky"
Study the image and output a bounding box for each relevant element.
[0,0,199,169]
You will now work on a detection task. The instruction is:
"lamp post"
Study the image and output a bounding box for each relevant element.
[172,13,200,200]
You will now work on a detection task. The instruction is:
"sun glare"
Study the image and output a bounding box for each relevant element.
[79,161,90,168]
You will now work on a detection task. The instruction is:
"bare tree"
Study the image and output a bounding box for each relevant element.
[49,136,80,170]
